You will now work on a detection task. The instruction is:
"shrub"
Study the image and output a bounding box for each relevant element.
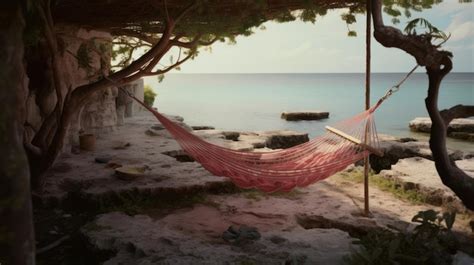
[344,210,458,265]
[144,85,157,107]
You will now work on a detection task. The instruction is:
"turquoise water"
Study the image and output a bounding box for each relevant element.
[149,73,474,149]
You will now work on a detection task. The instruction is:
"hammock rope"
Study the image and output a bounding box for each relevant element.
[106,67,416,193]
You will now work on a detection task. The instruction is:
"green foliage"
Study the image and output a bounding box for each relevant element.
[338,170,428,204]
[143,85,157,107]
[157,74,165,83]
[347,31,357,37]
[341,13,357,24]
[344,210,459,265]
[76,43,92,70]
[300,9,317,23]
[404,17,451,42]
[382,0,443,25]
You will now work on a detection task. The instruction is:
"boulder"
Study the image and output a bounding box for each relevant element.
[259,130,309,149]
[238,133,268,149]
[192,125,215,130]
[369,135,466,173]
[409,117,474,141]
[450,132,474,142]
[281,111,329,121]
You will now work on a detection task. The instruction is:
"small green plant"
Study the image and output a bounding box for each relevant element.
[144,85,157,107]
[338,170,428,204]
[344,210,459,265]
[404,18,451,46]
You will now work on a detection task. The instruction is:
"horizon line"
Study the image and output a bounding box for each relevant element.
[162,71,474,74]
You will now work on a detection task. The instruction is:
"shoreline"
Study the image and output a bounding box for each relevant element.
[169,113,474,153]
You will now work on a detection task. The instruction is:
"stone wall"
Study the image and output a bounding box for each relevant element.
[23,25,148,154]
[24,26,117,150]
[116,79,145,126]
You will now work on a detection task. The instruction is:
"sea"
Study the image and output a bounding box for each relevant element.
[148,73,474,151]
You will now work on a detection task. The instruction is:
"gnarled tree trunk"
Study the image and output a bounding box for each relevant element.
[371,0,474,211]
[0,1,36,265]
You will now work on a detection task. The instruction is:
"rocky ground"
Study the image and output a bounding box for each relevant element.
[409,117,474,142]
[35,112,474,265]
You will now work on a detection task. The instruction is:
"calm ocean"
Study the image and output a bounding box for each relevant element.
[149,73,474,150]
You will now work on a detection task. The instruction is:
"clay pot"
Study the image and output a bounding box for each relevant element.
[79,134,96,151]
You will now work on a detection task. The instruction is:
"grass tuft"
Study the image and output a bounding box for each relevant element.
[338,169,428,204]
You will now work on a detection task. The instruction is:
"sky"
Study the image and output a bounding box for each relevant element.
[148,1,474,74]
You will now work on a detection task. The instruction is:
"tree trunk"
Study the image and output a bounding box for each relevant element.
[0,2,36,265]
[426,65,474,210]
[371,0,474,211]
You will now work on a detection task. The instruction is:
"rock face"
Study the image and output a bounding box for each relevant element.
[369,135,467,173]
[380,157,473,211]
[23,25,147,152]
[281,111,329,121]
[409,117,474,141]
[117,79,145,125]
[260,130,310,149]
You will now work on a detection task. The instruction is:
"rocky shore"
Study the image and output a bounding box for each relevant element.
[409,117,474,142]
[36,112,474,264]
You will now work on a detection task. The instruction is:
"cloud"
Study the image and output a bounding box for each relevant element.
[446,21,474,42]
[445,8,474,42]
[281,41,313,58]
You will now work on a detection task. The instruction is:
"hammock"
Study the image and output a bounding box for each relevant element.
[122,92,381,192]
[114,66,417,193]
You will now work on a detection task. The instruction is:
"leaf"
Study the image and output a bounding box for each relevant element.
[157,74,165,83]
[443,212,456,230]
[412,209,438,224]
[348,30,357,37]
[341,13,356,24]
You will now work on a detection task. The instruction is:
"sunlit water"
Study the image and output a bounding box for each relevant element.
[149,73,474,151]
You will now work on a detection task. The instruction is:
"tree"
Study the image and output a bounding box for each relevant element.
[371,0,474,210]
[26,0,364,189]
[26,0,218,189]
[0,1,36,265]
[144,85,158,107]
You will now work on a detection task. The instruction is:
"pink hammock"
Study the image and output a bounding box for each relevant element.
[125,92,382,192]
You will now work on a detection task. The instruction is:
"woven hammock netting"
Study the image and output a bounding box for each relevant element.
[140,99,380,193]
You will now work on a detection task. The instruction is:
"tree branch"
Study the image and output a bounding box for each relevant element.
[173,2,197,25]
[440,105,474,125]
[145,52,192,76]
[33,0,200,185]
[371,0,474,211]
[111,29,160,44]
[171,34,219,48]
[371,0,451,68]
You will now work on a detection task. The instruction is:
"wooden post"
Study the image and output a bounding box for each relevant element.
[364,0,372,217]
